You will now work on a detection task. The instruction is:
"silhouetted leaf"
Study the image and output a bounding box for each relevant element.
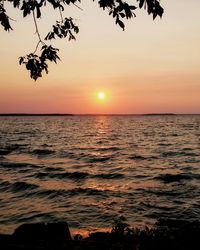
[8,0,21,8]
[130,6,137,10]
[116,19,124,31]
[20,1,32,17]
[98,0,115,10]
[36,5,41,18]
[0,9,13,31]
[138,0,145,9]
[119,12,125,18]
[63,0,81,5]
[19,57,25,65]
[137,0,164,18]
[41,45,60,63]
[47,0,64,10]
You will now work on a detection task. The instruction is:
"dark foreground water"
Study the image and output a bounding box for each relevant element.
[0,115,200,234]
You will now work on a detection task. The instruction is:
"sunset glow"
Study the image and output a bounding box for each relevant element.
[0,0,200,114]
[98,92,106,100]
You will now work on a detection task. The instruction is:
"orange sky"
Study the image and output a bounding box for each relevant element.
[0,0,200,114]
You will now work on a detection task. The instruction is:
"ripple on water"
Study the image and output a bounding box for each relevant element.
[31,149,55,156]
[32,170,124,181]
[155,173,200,183]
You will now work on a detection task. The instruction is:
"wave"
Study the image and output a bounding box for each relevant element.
[95,173,124,179]
[5,144,21,151]
[0,181,10,191]
[185,158,200,163]
[146,189,186,197]
[0,149,12,155]
[58,151,114,163]
[141,202,176,211]
[129,155,147,160]
[149,209,200,223]
[32,149,55,155]
[76,146,121,152]
[129,154,158,160]
[34,188,110,199]
[86,156,112,163]
[155,173,200,183]
[0,162,38,169]
[12,181,39,192]
[13,212,58,224]
[158,143,172,146]
[134,174,149,179]
[97,146,121,152]
[0,144,24,155]
[51,171,89,180]
[0,181,39,193]
[33,171,124,181]
[161,151,198,157]
[44,167,64,172]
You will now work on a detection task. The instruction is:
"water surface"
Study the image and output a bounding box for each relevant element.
[0,115,200,234]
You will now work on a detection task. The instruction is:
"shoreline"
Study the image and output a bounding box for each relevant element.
[0,219,200,250]
[1,113,200,116]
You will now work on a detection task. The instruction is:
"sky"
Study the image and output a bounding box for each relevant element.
[0,0,200,114]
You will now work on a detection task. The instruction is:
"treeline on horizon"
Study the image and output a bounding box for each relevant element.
[1,113,200,117]
[0,113,196,116]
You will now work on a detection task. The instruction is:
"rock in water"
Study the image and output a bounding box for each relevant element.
[13,222,72,242]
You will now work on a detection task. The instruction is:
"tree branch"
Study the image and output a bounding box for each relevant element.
[32,10,45,53]
[33,10,42,43]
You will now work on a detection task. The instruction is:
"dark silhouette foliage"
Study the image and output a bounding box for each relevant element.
[0,219,200,250]
[19,45,60,80]
[45,17,79,41]
[0,0,164,80]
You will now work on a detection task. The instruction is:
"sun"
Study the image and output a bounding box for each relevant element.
[98,92,106,100]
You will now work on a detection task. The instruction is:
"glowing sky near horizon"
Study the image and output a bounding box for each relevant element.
[0,0,200,114]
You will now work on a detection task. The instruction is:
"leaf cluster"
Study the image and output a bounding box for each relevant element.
[45,17,79,41]
[19,45,60,81]
[96,0,163,30]
[20,0,43,18]
[96,0,137,30]
[0,4,13,31]
[137,0,164,20]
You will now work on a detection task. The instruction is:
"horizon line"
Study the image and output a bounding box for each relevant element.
[0,113,200,116]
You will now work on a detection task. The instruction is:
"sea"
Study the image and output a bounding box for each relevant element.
[0,115,200,235]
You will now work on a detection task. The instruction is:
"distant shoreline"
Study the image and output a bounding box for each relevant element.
[0,114,74,116]
[0,113,200,116]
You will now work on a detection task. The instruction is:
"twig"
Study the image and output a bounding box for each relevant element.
[33,10,42,42]
[73,3,83,11]
[8,16,17,22]
[59,7,64,23]
[32,10,45,53]
[33,40,41,54]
